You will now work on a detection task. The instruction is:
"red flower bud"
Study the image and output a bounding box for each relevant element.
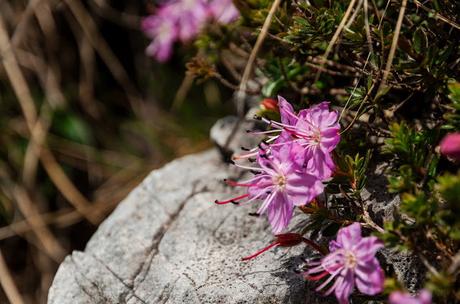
[261,98,278,112]
[275,233,304,247]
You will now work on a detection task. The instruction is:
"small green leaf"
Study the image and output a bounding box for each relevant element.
[412,27,428,54]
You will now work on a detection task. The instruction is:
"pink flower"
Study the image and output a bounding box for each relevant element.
[235,97,340,179]
[306,223,384,304]
[276,96,341,179]
[440,132,460,162]
[208,0,240,24]
[142,14,177,62]
[142,0,239,62]
[389,290,432,304]
[164,0,209,42]
[141,0,208,62]
[254,96,340,179]
[216,142,324,233]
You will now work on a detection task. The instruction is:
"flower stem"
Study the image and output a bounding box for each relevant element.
[302,237,328,255]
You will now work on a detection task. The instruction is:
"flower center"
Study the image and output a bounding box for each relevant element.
[312,129,321,144]
[274,174,286,190]
[344,250,357,269]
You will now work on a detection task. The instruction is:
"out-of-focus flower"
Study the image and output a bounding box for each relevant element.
[306,223,384,304]
[142,0,239,62]
[216,142,323,233]
[389,289,432,304]
[166,0,209,42]
[208,0,240,24]
[142,14,177,62]
[440,132,460,162]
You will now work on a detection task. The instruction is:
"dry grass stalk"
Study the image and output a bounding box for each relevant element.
[0,250,25,304]
[237,0,282,115]
[314,0,359,82]
[13,186,67,262]
[64,0,144,115]
[0,13,101,224]
[379,0,407,92]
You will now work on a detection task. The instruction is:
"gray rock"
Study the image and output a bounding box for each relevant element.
[210,116,263,161]
[361,163,425,292]
[48,147,318,304]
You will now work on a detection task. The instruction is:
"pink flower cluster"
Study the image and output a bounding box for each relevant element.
[142,0,239,62]
[215,97,433,304]
[216,96,340,233]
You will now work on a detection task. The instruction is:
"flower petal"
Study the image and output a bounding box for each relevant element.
[266,192,294,233]
[285,172,324,206]
[278,96,297,125]
[355,257,384,295]
[354,236,384,261]
[336,223,362,250]
[334,269,355,304]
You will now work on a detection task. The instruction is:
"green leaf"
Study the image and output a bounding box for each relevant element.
[52,112,93,144]
[412,27,428,54]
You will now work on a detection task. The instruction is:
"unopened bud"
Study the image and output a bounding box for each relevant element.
[440,133,460,162]
[261,98,279,112]
[275,233,304,247]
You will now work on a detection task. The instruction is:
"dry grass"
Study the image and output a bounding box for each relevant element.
[0,1,219,302]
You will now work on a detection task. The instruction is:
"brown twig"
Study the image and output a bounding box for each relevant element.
[89,0,141,29]
[0,210,81,241]
[378,0,407,92]
[0,14,100,225]
[305,62,356,77]
[0,250,25,304]
[222,0,282,152]
[13,50,65,108]
[11,0,44,47]
[13,186,67,262]
[40,149,101,224]
[363,0,374,57]
[0,15,37,128]
[22,104,52,188]
[361,208,384,233]
[64,0,144,115]
[412,0,460,31]
[344,0,363,30]
[220,51,242,82]
[0,198,121,241]
[171,74,195,111]
[314,0,359,82]
[236,0,282,115]
[78,34,100,118]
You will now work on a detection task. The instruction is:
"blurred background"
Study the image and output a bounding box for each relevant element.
[0,1,233,302]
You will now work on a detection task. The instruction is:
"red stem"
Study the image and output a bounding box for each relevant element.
[242,242,279,261]
[214,194,249,205]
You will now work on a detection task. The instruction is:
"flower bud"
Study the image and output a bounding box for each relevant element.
[261,98,278,112]
[275,233,304,247]
[440,133,460,162]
